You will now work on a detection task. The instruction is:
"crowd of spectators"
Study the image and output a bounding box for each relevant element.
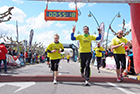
[6,46,46,65]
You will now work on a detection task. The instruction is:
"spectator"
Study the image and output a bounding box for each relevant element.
[8,47,12,55]
[41,54,45,63]
[24,51,28,63]
[19,52,24,66]
[28,50,32,64]
[0,42,8,74]
[40,55,42,63]
[12,50,17,56]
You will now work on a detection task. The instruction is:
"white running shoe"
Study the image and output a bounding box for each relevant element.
[85,80,90,86]
[117,78,121,83]
[53,79,57,84]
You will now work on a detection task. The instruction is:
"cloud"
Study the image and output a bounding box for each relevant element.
[12,0,24,4]
[11,7,26,23]
[65,34,70,40]
[88,3,96,7]
[104,32,113,37]
[62,29,71,40]
[69,3,86,9]
[55,22,66,27]
[118,21,131,29]
[125,22,131,29]
[0,6,55,44]
[34,31,55,47]
[0,23,16,37]
[62,29,70,35]
[0,22,31,43]
[26,12,55,29]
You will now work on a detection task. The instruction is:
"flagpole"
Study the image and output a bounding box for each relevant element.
[16,20,19,55]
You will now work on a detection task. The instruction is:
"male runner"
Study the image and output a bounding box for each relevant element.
[94,42,105,73]
[71,25,101,86]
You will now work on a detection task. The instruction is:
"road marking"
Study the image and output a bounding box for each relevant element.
[107,82,137,94]
[0,82,36,93]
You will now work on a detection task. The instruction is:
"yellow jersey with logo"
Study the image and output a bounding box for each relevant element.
[75,35,96,53]
[111,37,128,54]
[66,55,70,59]
[45,48,50,58]
[94,47,105,57]
[47,42,64,60]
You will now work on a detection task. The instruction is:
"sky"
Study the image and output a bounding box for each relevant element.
[0,0,132,48]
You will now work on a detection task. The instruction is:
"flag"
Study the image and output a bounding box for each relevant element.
[99,22,105,47]
[16,21,19,54]
[29,29,34,50]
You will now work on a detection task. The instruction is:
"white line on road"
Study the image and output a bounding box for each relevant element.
[0,82,36,93]
[107,82,138,94]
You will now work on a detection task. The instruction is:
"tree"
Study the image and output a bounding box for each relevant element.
[0,7,14,23]
[109,19,131,37]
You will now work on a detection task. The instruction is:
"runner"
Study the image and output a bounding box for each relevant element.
[47,34,64,84]
[111,29,131,82]
[94,42,105,73]
[45,48,51,68]
[66,53,70,63]
[71,25,101,86]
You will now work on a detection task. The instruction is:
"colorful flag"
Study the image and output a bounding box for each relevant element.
[29,29,34,50]
[99,22,105,47]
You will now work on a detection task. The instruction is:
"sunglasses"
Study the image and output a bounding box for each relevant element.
[119,33,123,35]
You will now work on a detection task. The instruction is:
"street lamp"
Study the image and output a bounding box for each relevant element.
[105,12,121,50]
[88,11,100,27]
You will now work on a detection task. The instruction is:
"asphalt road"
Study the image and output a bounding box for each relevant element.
[0,59,140,94]
[1,59,116,76]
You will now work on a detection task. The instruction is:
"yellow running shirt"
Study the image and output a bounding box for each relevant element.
[66,55,70,59]
[111,37,128,54]
[75,35,96,53]
[94,47,105,57]
[47,42,64,60]
[45,48,50,58]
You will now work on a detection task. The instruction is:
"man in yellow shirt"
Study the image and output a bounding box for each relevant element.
[111,30,131,82]
[47,34,64,84]
[94,42,105,73]
[66,53,70,63]
[71,25,101,86]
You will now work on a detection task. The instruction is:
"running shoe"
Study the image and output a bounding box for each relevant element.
[53,79,57,84]
[81,73,85,78]
[49,64,51,68]
[98,70,100,73]
[4,71,8,74]
[85,80,90,86]
[117,78,121,82]
[120,74,123,80]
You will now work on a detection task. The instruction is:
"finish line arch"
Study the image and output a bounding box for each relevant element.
[63,44,78,62]
[30,0,140,74]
